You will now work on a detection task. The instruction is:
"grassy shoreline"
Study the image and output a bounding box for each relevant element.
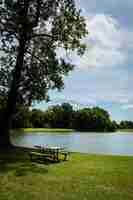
[118,129,133,132]
[12,128,133,134]
[0,148,133,200]
[24,128,74,132]
[13,128,75,134]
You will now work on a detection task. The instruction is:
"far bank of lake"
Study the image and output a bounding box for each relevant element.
[13,128,133,134]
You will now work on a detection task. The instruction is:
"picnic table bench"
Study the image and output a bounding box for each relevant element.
[29,151,54,162]
[29,145,70,162]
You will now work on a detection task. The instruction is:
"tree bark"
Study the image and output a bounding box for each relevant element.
[0,0,34,149]
[0,35,27,148]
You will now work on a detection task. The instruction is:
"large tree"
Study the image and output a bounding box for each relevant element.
[0,0,87,147]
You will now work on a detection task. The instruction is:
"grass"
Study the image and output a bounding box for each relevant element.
[19,128,75,133]
[10,128,75,136]
[12,128,133,135]
[118,129,133,132]
[0,147,133,200]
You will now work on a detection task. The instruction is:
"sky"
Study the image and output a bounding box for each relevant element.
[34,0,133,122]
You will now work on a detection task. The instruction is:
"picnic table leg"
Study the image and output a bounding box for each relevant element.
[63,153,67,161]
[56,150,59,161]
[53,151,56,161]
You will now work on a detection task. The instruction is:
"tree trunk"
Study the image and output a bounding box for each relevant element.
[0,35,27,149]
[0,0,31,149]
[0,126,11,148]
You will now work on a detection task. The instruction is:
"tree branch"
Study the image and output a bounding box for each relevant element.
[26,50,48,73]
[33,0,41,27]
[32,33,57,40]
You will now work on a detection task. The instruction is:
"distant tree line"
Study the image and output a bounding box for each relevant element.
[0,96,132,132]
[119,121,133,129]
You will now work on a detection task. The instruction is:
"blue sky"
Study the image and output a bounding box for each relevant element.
[34,0,133,122]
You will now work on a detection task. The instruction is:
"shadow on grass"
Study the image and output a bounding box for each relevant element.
[0,148,51,176]
[14,163,49,176]
[0,146,64,176]
[0,157,49,176]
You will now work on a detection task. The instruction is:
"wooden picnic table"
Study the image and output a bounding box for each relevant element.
[43,146,64,161]
[33,145,69,161]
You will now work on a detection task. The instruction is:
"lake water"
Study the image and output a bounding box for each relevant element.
[11,131,133,156]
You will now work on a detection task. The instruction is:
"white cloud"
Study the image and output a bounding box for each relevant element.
[36,9,133,120]
[69,14,133,69]
[53,64,132,107]
[56,14,133,70]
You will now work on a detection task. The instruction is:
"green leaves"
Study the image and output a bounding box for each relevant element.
[0,0,88,105]
[73,107,116,132]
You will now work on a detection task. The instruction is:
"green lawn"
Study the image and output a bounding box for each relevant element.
[17,128,133,134]
[118,129,133,132]
[20,128,75,133]
[0,148,133,200]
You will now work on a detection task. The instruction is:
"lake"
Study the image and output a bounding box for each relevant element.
[11,131,133,156]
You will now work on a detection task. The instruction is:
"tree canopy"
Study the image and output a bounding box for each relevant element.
[0,0,88,146]
[0,0,87,104]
